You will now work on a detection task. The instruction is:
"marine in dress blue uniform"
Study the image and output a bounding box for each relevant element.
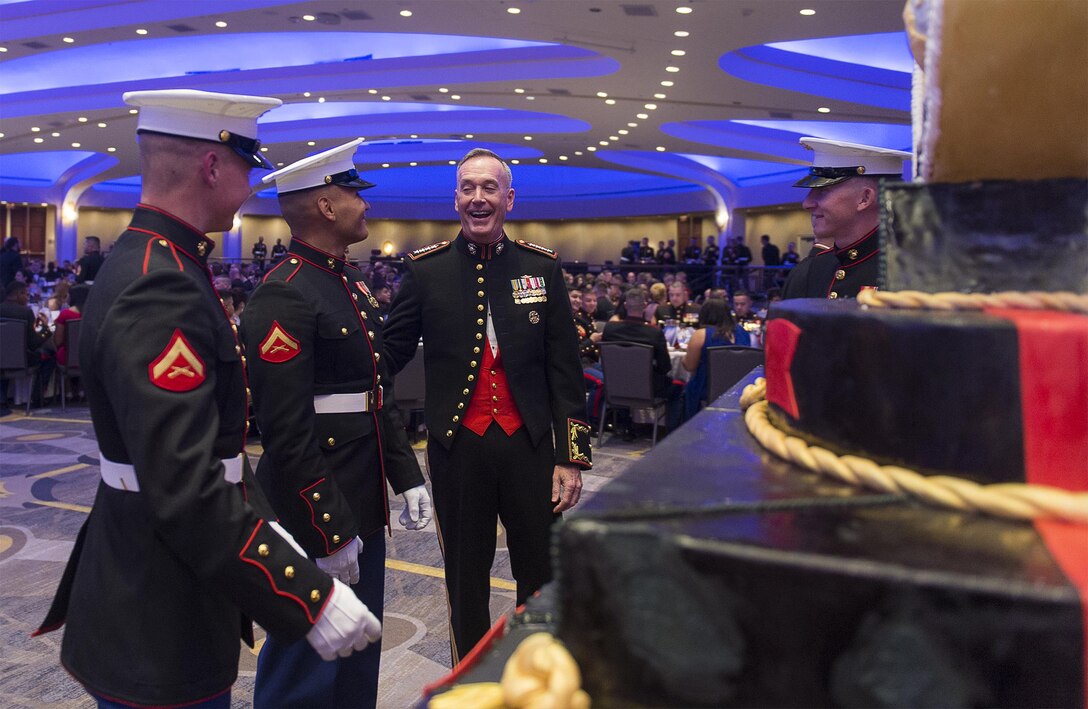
[242,140,430,708]
[783,137,911,299]
[35,90,380,708]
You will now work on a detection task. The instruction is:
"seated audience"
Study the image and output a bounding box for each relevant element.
[681,298,751,420]
[53,284,89,399]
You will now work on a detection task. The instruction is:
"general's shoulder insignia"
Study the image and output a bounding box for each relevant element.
[259,320,301,363]
[515,239,558,259]
[149,329,206,392]
[408,241,451,261]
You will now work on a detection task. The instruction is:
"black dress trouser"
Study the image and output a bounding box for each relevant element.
[427,422,558,662]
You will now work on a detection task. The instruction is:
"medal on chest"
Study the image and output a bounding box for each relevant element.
[511,275,547,304]
[355,281,380,310]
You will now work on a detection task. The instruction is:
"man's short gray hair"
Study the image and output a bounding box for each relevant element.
[457,148,512,187]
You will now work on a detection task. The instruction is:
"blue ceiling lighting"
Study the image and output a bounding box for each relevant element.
[719,32,912,111]
[662,120,912,162]
[0,151,99,187]
[677,154,810,187]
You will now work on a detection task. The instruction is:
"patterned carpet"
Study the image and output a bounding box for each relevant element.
[0,405,648,708]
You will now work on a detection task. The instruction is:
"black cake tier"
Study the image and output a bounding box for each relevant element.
[553,377,1084,707]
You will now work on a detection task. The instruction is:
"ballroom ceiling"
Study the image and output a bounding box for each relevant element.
[0,0,914,222]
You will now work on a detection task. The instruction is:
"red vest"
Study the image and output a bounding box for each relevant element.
[463,344,524,436]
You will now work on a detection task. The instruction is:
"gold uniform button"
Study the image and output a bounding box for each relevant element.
[492,395,498,401]
[463,388,470,395]
[258,544,270,557]
[477,304,485,312]
[835,269,846,281]
[475,264,483,271]
[475,332,483,340]
[457,402,465,409]
[341,327,349,335]
[327,437,336,446]
[470,360,478,367]
[452,415,460,422]
[446,430,454,438]
[492,407,498,414]
[374,352,380,361]
[477,277,485,284]
[240,355,247,365]
[847,248,859,260]
[353,293,359,301]
[158,239,168,247]
[491,382,498,389]
[332,534,341,544]
[477,291,485,298]
[284,566,295,579]
[368,330,375,340]
[290,258,299,265]
[312,492,321,502]
[235,345,242,355]
[490,369,496,376]
[467,374,475,381]
[473,346,481,354]
[828,292,840,299]
[476,318,484,326]
[310,589,321,603]
[231,324,238,333]
[376,374,382,383]
[327,258,335,267]
[361,311,368,320]
[323,513,331,522]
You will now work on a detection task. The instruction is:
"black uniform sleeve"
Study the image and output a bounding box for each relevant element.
[382,266,424,376]
[378,377,425,495]
[543,257,592,469]
[241,280,360,558]
[99,271,332,640]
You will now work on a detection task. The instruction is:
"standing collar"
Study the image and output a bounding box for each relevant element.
[288,238,348,275]
[456,231,509,261]
[131,204,215,266]
[835,226,879,266]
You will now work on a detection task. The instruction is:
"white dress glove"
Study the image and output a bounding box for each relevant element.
[316,536,362,585]
[305,578,382,661]
[399,484,433,530]
[267,520,307,558]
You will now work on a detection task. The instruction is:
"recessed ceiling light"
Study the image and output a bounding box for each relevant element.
[31,126,40,132]
[800,9,816,16]
[0,47,7,53]
[0,133,4,139]
[559,155,568,160]
[410,134,418,138]
[129,109,138,114]
[605,99,616,105]
[627,122,638,128]
[575,151,583,155]
[676,6,693,14]
[97,122,107,128]
[382,95,391,101]
[656,146,667,151]
[136,28,148,35]
[63,37,75,43]
[525,96,534,100]
[596,92,608,98]
[510,159,520,164]
[599,140,608,146]
[71,142,81,148]
[409,161,417,166]
[609,136,618,141]
[524,136,533,141]
[108,147,116,152]
[636,113,649,119]
[439,87,449,93]
[51,132,60,137]
[671,49,686,56]
[367,89,377,94]
[674,30,689,38]
[653,94,666,100]
[538,158,547,163]
[215,21,227,28]
[307,141,316,146]
[817,106,831,113]
[317,97,325,103]
[400,10,412,17]
[302,15,315,21]
[34,137,44,143]
[507,7,522,14]
[452,95,462,100]
[78,117,88,122]
[587,146,597,151]
[382,163,390,168]
[303,92,311,97]
[618,129,629,135]
[644,103,657,110]
[666,66,680,73]
[260,147,269,152]
[465,134,474,138]
[515,88,525,94]
[661,80,674,87]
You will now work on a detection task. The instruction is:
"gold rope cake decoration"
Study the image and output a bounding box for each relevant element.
[739,376,1088,524]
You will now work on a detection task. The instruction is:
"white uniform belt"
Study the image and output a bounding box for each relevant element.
[313,387,382,414]
[99,453,245,492]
